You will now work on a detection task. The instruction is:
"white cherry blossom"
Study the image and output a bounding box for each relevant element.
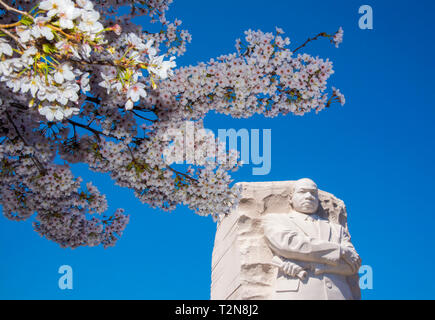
[148,55,176,80]
[21,47,38,65]
[127,33,147,50]
[31,17,54,40]
[125,98,134,110]
[62,106,80,117]
[0,38,13,57]
[57,3,81,29]
[39,104,65,121]
[39,0,69,18]
[333,27,344,48]
[53,63,76,84]
[78,10,103,34]
[144,39,157,56]
[16,25,32,43]
[98,72,114,94]
[20,76,43,97]
[127,82,147,102]
[5,77,21,92]
[0,61,12,76]
[76,0,94,10]
[80,72,90,92]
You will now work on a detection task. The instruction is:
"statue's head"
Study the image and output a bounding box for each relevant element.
[290,178,319,215]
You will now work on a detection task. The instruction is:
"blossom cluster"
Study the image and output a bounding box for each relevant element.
[97,33,176,110]
[0,0,107,121]
[159,27,346,121]
[0,0,178,122]
[333,27,344,48]
[0,0,346,249]
[0,121,129,248]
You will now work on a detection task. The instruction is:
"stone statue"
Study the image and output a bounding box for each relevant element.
[210,179,361,300]
[262,178,361,299]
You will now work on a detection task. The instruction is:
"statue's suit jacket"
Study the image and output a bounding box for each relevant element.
[262,212,359,300]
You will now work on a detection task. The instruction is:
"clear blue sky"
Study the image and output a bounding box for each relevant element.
[1,0,435,299]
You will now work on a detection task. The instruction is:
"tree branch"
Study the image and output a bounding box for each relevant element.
[67,119,103,141]
[0,21,21,28]
[5,110,46,175]
[67,119,124,142]
[0,0,34,20]
[131,110,156,122]
[292,32,329,54]
[166,165,198,182]
[0,27,25,49]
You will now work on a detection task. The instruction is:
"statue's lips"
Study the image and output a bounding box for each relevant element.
[301,201,315,206]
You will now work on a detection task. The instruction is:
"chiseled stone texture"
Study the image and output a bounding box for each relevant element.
[210,180,360,300]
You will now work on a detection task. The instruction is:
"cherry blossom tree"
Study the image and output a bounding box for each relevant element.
[0,0,346,248]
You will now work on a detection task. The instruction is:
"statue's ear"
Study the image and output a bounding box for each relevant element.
[287,193,293,209]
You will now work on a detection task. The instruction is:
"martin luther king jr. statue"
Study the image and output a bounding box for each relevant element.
[262,178,361,300]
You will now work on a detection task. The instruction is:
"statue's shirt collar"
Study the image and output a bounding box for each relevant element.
[287,210,331,241]
[288,210,321,222]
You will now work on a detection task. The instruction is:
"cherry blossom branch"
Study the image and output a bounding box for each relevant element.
[0,2,345,246]
[0,0,34,21]
[5,110,47,175]
[130,105,156,112]
[85,96,102,104]
[67,119,105,141]
[126,144,136,161]
[166,165,198,182]
[48,25,76,40]
[0,27,25,49]
[67,119,134,142]
[292,32,328,53]
[0,21,21,29]
[130,110,156,122]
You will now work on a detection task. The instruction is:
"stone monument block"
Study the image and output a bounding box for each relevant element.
[210,180,361,300]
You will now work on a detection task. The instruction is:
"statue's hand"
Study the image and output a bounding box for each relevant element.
[282,262,307,280]
[282,261,297,277]
[341,247,361,273]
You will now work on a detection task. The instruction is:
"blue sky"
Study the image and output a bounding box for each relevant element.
[1,0,435,299]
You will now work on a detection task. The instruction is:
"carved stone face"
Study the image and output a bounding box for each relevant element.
[291,178,319,214]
